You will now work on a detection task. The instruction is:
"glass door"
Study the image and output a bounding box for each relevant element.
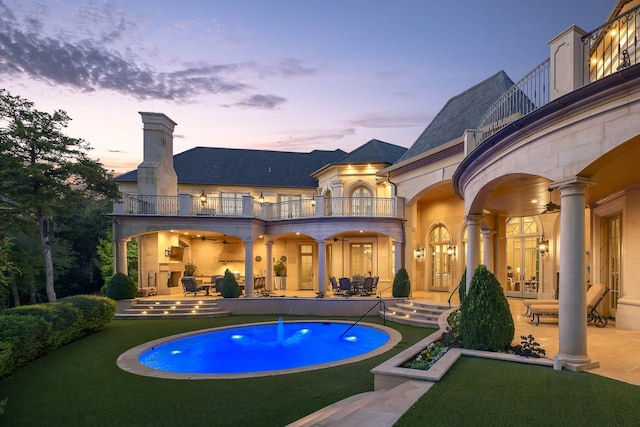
[299,244,314,290]
[506,217,540,298]
[429,224,452,292]
[600,214,621,317]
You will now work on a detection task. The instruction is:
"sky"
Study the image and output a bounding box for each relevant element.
[1,0,615,175]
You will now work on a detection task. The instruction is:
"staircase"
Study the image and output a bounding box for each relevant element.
[114,298,231,319]
[287,380,433,427]
[380,299,451,328]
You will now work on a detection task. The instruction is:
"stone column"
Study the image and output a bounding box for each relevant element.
[244,241,254,297]
[481,229,495,273]
[465,215,482,291]
[552,177,595,367]
[317,240,326,295]
[265,241,273,291]
[115,238,128,276]
[394,241,403,275]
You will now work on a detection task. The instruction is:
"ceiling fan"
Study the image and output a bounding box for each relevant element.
[200,232,220,241]
[541,188,560,214]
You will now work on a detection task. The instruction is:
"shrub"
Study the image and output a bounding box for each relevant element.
[392,267,410,297]
[220,269,241,298]
[459,264,514,352]
[104,272,137,300]
[0,314,49,372]
[5,302,82,349]
[60,295,116,333]
[0,341,14,378]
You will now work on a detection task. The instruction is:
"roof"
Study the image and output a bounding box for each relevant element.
[333,139,407,165]
[115,147,347,188]
[399,70,514,161]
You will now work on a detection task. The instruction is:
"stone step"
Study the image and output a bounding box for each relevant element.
[114,298,231,320]
[379,299,449,328]
[287,380,433,427]
[379,311,439,328]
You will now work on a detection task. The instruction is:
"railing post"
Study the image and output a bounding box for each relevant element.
[315,195,324,217]
[242,195,253,216]
[548,25,587,100]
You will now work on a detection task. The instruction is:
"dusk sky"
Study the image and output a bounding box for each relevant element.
[1,0,614,175]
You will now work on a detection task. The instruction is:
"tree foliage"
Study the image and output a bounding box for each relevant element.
[0,89,120,302]
[459,264,514,351]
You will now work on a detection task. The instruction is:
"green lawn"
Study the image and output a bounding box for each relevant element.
[2,316,639,426]
[0,315,429,426]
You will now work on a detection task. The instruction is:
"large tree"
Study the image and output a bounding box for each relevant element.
[0,89,119,302]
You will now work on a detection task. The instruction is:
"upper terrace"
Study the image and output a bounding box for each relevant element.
[475,3,640,147]
[113,193,405,220]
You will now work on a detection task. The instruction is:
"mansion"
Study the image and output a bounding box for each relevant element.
[113,1,640,366]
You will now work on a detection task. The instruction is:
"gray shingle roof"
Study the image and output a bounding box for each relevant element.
[400,70,514,161]
[115,147,347,188]
[333,139,407,165]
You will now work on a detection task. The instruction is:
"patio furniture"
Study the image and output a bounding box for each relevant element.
[528,283,609,326]
[338,277,353,296]
[181,277,209,296]
[329,276,340,295]
[360,276,375,296]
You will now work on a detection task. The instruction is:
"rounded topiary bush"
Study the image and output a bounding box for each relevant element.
[459,264,514,351]
[104,272,137,300]
[392,267,410,297]
[220,269,241,298]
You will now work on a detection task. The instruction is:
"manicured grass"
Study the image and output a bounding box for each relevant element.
[396,356,640,426]
[0,315,430,426]
[4,315,640,426]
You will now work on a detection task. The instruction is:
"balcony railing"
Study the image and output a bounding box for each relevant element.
[582,4,640,84]
[116,194,403,219]
[123,195,179,215]
[475,58,550,147]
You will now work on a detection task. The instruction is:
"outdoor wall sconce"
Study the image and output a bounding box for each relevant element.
[414,245,425,261]
[310,195,316,207]
[447,243,456,257]
[199,190,207,207]
[164,247,171,257]
[539,234,549,255]
[258,192,265,205]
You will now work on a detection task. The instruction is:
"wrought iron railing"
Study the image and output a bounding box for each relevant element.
[475,58,550,147]
[582,4,640,84]
[269,199,316,220]
[124,194,178,215]
[192,196,244,216]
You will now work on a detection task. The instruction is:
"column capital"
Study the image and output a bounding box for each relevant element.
[550,177,596,192]
[465,214,483,223]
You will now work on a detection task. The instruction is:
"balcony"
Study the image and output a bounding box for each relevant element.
[114,194,405,220]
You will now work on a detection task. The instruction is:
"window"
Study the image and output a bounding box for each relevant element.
[350,185,372,216]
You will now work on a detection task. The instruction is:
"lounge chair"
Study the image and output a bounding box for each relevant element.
[528,283,609,326]
[254,276,272,296]
[181,277,209,296]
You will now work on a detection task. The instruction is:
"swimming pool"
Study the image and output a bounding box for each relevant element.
[117,319,401,379]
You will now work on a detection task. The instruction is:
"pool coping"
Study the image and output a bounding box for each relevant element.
[116,320,402,380]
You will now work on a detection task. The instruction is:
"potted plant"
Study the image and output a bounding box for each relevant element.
[273,257,287,290]
[184,260,197,276]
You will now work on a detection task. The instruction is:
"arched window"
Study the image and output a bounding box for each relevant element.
[350,185,372,216]
[505,216,540,298]
[324,189,333,216]
[429,224,451,291]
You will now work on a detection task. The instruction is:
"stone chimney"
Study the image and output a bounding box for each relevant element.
[137,112,178,196]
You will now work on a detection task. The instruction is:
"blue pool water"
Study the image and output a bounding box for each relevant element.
[138,320,390,374]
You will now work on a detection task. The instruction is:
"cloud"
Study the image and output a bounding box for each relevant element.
[0,1,319,105]
[349,113,430,128]
[226,94,287,109]
[249,128,356,151]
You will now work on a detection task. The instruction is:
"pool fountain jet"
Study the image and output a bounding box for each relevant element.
[277,317,284,344]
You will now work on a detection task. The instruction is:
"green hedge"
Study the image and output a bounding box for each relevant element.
[0,295,115,379]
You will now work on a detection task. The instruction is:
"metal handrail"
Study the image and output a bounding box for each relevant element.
[448,283,461,309]
[340,297,387,338]
[475,58,550,147]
